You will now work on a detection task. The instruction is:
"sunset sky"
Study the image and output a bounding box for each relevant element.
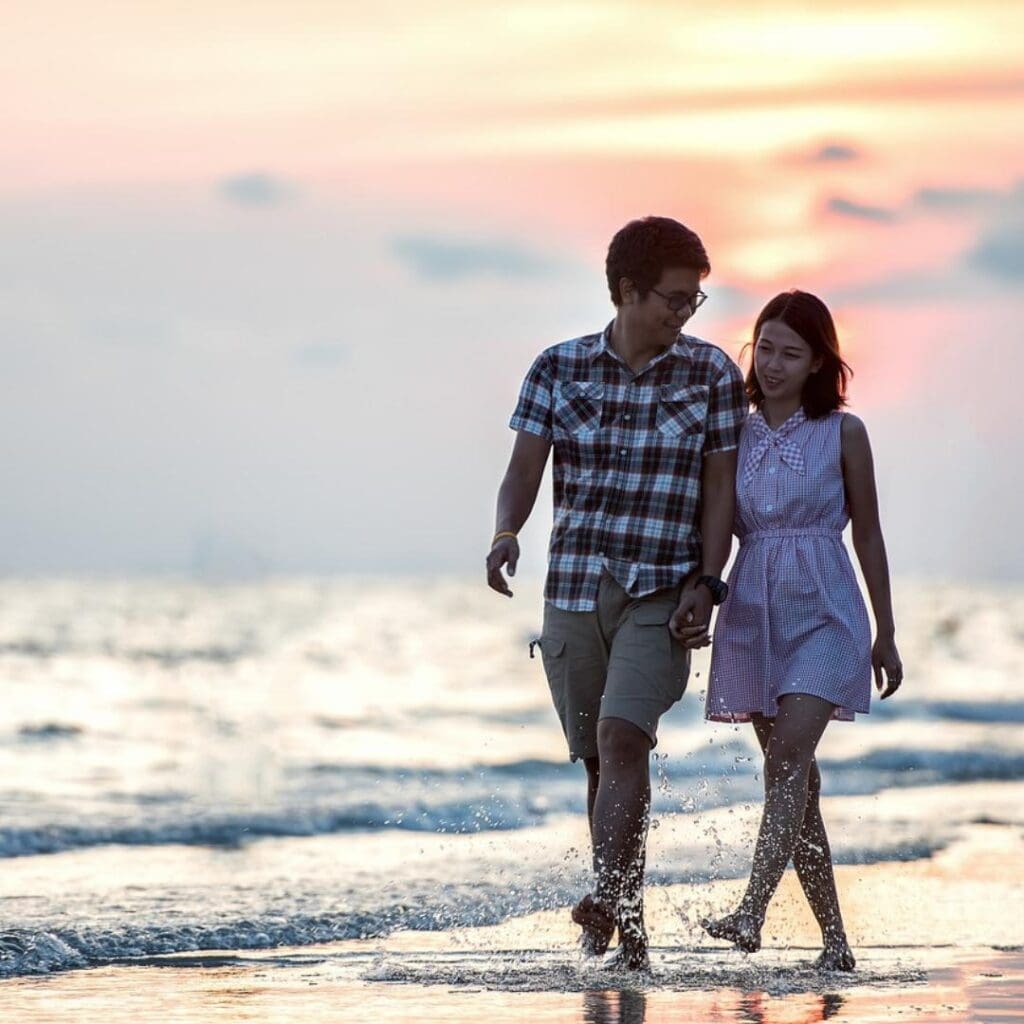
[2,1,1022,579]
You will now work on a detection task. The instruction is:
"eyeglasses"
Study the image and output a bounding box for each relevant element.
[650,287,708,314]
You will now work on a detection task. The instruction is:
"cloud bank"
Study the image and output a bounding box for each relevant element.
[218,173,297,208]
[392,235,556,281]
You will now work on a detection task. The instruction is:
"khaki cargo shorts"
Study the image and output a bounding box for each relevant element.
[534,572,690,762]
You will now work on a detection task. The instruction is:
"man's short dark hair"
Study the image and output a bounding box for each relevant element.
[605,216,711,306]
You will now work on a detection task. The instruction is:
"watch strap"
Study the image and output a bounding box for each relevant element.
[696,574,729,605]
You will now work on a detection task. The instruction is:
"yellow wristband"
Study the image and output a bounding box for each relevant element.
[492,531,518,545]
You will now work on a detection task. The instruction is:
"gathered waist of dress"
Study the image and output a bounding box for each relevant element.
[740,527,843,544]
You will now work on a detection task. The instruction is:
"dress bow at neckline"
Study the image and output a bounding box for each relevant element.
[742,408,807,486]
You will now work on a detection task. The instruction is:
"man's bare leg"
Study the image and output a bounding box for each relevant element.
[572,756,617,956]
[588,717,652,970]
[585,755,600,837]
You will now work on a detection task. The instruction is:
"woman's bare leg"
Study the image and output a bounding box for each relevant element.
[703,694,838,957]
[748,716,854,968]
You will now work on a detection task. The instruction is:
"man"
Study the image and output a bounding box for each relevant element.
[486,216,746,970]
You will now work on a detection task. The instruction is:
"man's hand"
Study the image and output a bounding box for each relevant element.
[486,537,520,598]
[487,432,549,599]
[669,586,714,649]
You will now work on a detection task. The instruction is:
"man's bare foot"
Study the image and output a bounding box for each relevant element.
[815,942,856,971]
[571,894,616,957]
[700,910,762,953]
[608,902,649,972]
[603,942,651,973]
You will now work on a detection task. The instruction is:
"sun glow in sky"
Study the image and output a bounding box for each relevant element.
[2,1,1023,579]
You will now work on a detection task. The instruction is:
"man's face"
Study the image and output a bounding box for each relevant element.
[623,266,705,343]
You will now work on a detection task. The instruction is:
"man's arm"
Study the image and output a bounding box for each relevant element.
[486,431,552,597]
[696,447,738,581]
[669,448,737,646]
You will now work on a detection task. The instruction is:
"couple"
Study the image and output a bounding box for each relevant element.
[485,216,903,973]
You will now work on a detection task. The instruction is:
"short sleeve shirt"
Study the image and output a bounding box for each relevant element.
[510,323,747,611]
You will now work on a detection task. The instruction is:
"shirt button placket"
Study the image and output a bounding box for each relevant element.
[620,379,635,459]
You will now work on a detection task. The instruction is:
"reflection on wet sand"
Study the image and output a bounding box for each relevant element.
[569,951,1024,1023]
[581,988,846,1024]
[0,949,1021,1023]
[583,989,647,1024]
[732,990,846,1024]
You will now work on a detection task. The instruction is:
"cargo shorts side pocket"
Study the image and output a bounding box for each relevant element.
[633,604,690,702]
[537,635,567,714]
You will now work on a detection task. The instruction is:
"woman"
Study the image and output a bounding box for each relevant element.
[700,290,903,970]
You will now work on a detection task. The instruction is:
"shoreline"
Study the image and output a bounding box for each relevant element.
[2,822,1021,1022]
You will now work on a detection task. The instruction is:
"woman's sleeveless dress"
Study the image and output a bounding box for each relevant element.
[706,408,872,722]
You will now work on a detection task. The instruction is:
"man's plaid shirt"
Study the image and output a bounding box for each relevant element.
[510,324,747,611]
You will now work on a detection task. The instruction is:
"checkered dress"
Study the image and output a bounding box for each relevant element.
[706,409,873,721]
[509,324,746,612]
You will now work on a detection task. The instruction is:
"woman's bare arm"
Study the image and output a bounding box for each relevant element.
[841,414,903,697]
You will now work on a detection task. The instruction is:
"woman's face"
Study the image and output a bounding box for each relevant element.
[754,319,822,404]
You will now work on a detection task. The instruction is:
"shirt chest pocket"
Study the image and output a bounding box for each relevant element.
[656,384,708,440]
[553,380,604,438]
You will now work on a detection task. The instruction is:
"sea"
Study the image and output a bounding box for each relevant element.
[0,575,1021,979]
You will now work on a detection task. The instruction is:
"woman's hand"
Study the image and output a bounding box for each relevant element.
[872,634,903,699]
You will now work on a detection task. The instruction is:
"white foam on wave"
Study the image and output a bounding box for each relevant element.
[0,930,86,978]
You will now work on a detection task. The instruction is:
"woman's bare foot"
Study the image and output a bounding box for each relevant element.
[571,894,616,957]
[700,910,762,953]
[815,940,856,971]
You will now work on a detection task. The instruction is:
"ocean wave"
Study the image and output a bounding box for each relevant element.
[1,741,1021,859]
[0,797,552,858]
[0,832,949,982]
[17,723,84,741]
[873,700,1024,724]
[0,640,253,665]
[0,881,574,980]
[828,747,1024,782]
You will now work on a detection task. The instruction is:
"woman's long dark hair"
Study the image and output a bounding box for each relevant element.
[743,290,852,418]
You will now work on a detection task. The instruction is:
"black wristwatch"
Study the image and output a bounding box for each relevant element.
[696,575,729,605]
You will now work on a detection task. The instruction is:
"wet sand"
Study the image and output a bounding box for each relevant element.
[2,822,1021,1023]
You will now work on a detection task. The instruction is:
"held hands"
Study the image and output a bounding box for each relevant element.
[486,536,520,598]
[669,586,714,649]
[872,634,903,699]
